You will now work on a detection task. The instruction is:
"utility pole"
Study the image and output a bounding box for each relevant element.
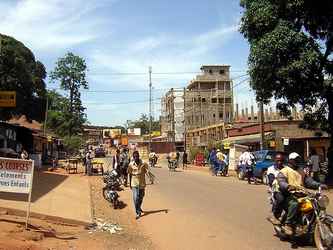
[223,81,226,122]
[148,66,152,154]
[43,96,49,136]
[259,101,265,150]
[183,88,186,152]
[171,88,175,144]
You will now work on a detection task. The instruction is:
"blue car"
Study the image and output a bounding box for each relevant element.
[237,150,287,184]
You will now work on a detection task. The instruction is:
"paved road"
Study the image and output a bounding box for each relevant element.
[135,159,320,250]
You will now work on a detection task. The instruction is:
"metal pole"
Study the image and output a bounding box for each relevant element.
[183,88,186,152]
[260,101,265,150]
[43,96,48,136]
[223,81,226,122]
[148,66,152,154]
[172,88,175,144]
[215,78,218,124]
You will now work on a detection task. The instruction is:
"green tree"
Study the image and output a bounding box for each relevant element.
[50,52,88,136]
[240,0,333,179]
[45,90,69,136]
[128,113,160,135]
[0,34,47,121]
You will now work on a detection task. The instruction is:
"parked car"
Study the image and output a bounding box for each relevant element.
[237,150,287,184]
[94,147,106,158]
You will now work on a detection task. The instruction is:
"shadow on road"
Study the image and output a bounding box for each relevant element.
[0,170,68,202]
[116,200,127,209]
[140,209,169,218]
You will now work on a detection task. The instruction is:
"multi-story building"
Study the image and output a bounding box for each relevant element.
[160,88,185,150]
[184,65,233,131]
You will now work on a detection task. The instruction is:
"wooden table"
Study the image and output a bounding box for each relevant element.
[91,161,104,175]
[66,158,80,174]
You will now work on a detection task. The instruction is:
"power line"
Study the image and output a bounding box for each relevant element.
[85,70,247,76]
[81,88,167,93]
[84,98,162,105]
[233,77,250,89]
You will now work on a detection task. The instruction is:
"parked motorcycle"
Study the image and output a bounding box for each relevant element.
[273,186,333,249]
[102,169,121,209]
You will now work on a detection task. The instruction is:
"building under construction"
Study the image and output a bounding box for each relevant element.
[184,65,233,131]
[160,88,185,150]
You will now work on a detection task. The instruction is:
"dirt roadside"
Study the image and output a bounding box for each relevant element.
[0,174,154,250]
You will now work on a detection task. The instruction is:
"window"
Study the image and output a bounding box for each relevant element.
[218,98,223,103]
[211,98,217,103]
[209,69,213,74]
[219,70,224,74]
[213,114,216,118]
[201,98,206,102]
[219,113,223,118]
[225,82,230,90]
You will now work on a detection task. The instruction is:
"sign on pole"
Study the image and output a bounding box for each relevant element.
[0,91,16,107]
[283,138,289,146]
[0,157,34,228]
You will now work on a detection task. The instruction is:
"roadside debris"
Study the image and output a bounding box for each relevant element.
[87,218,123,234]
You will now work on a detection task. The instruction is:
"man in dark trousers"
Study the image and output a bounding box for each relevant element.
[112,149,121,174]
[119,148,130,186]
[182,151,188,169]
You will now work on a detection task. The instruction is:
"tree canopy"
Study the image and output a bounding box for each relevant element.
[50,52,88,137]
[0,34,47,121]
[127,114,160,135]
[240,0,333,178]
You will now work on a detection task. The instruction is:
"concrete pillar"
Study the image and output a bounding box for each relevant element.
[251,105,254,121]
[236,103,239,121]
[241,108,245,119]
[292,107,297,119]
[265,109,269,120]
[245,107,249,121]
[269,107,273,120]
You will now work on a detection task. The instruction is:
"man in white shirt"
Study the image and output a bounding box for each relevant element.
[239,150,255,183]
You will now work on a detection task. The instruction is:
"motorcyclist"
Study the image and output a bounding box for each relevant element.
[276,152,326,236]
[239,149,255,184]
[266,153,286,225]
[216,149,227,176]
[149,151,158,167]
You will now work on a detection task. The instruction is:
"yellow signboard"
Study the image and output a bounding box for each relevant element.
[269,140,276,147]
[151,131,161,137]
[223,142,231,149]
[0,91,16,107]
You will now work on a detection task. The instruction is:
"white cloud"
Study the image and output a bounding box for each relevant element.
[0,1,246,125]
[0,0,112,51]
[88,24,239,92]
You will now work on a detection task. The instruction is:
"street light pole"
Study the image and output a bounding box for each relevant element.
[148,66,152,154]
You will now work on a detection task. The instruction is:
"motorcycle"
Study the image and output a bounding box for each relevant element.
[273,186,333,249]
[168,159,177,171]
[149,155,158,168]
[102,169,121,209]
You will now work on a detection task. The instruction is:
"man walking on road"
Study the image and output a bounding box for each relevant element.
[85,150,93,176]
[128,151,148,219]
[120,148,130,186]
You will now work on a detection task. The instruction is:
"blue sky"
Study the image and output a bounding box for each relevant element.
[0,0,257,126]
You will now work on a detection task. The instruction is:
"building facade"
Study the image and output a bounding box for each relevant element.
[223,120,330,162]
[184,65,233,131]
[160,88,185,150]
